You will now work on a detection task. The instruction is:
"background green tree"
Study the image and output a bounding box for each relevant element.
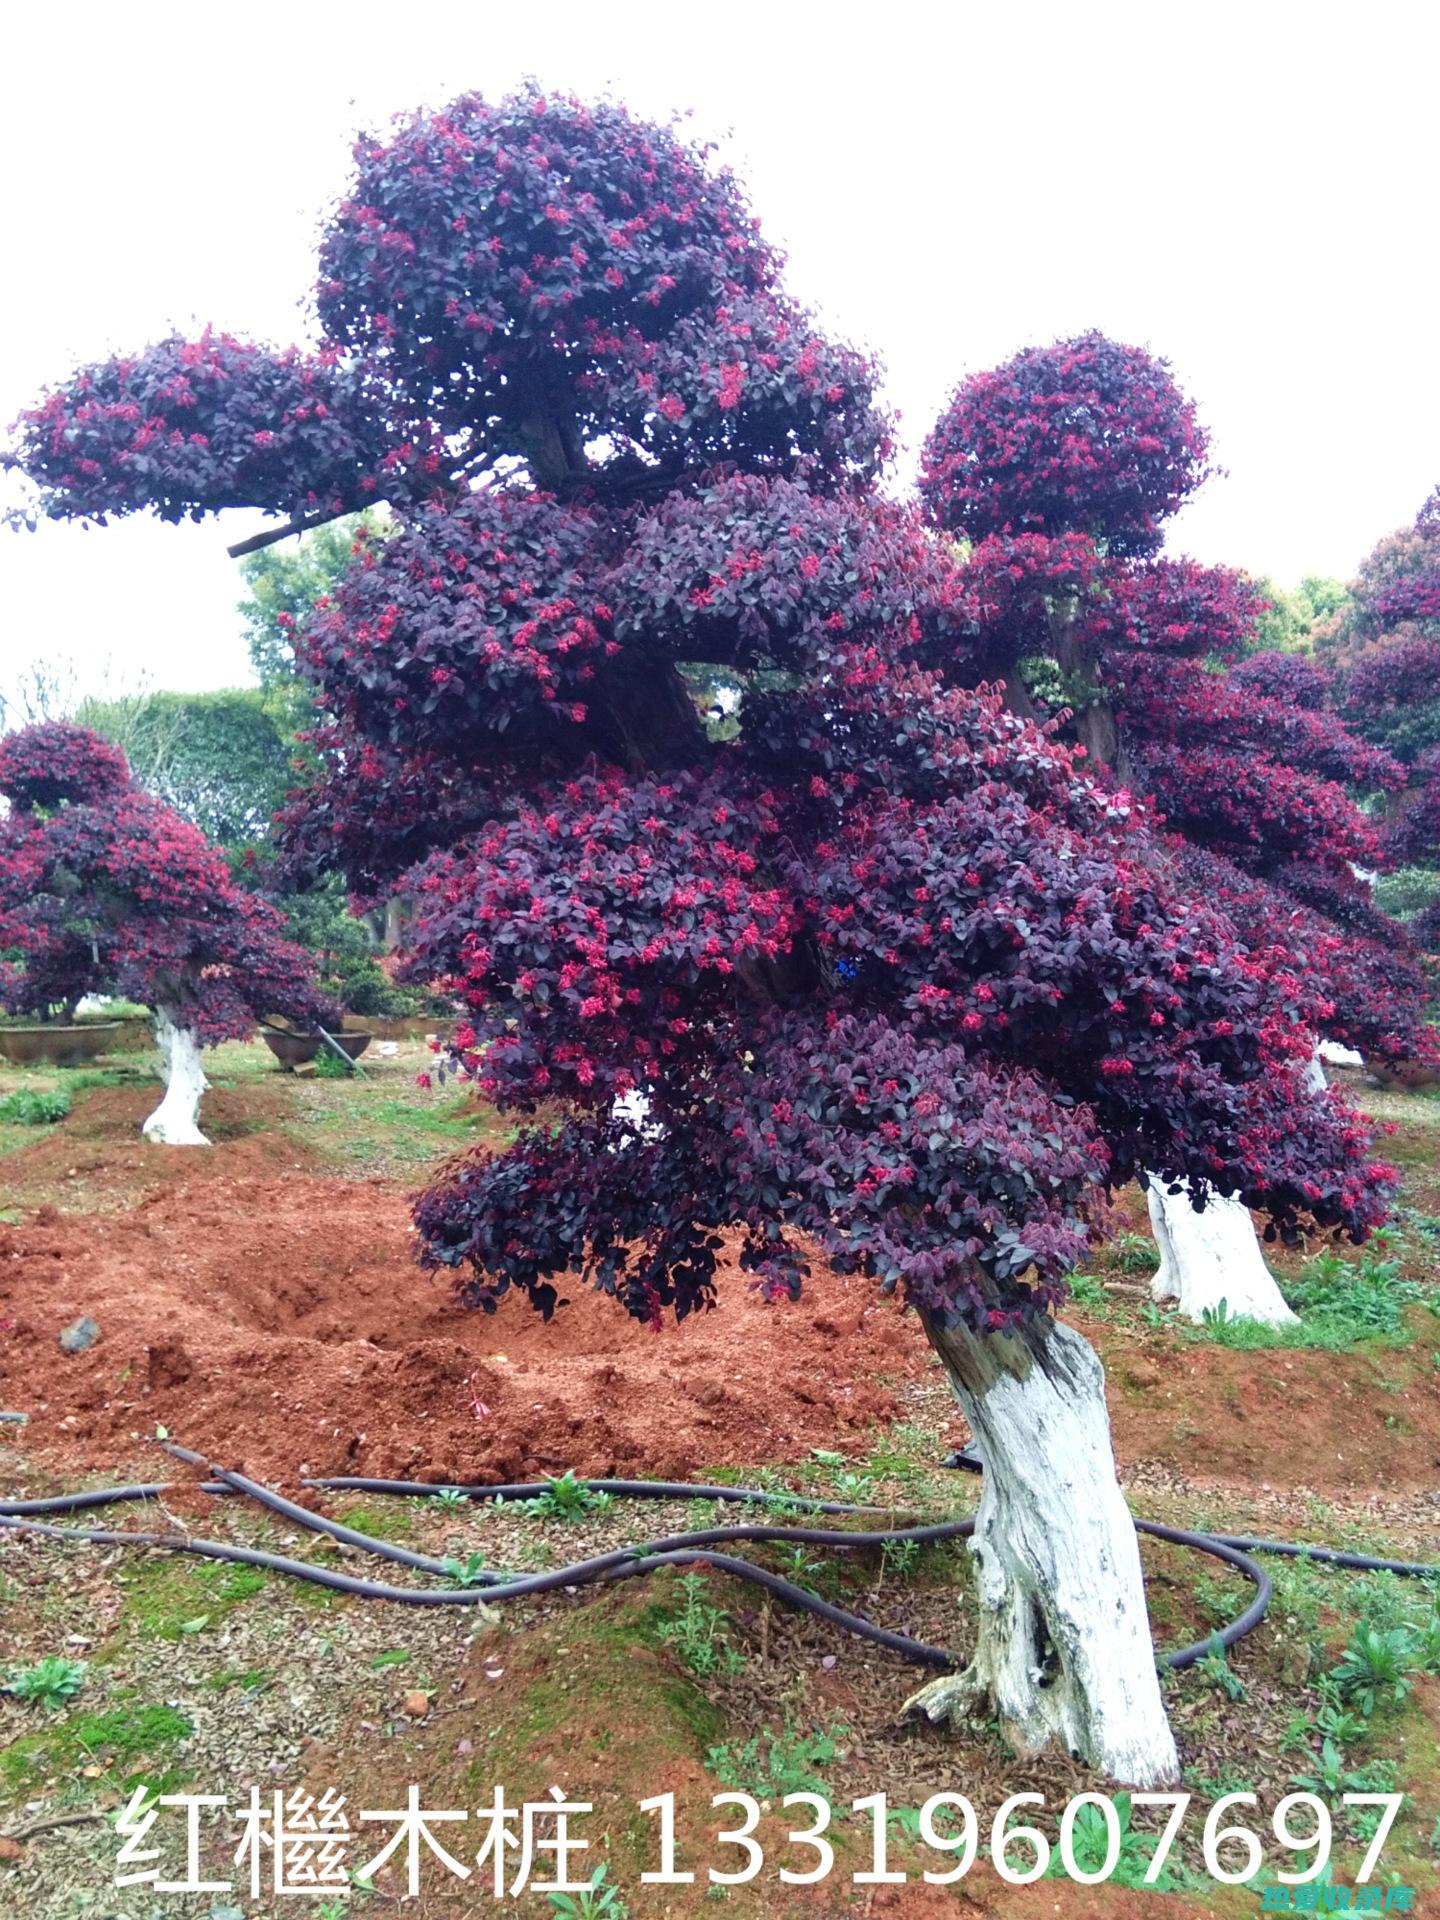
[1247,573,1350,654]
[74,686,293,847]
[236,511,388,716]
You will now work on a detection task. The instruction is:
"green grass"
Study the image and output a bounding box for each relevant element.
[108,1557,269,1645]
[203,1666,272,1694]
[0,1065,136,1159]
[707,1716,846,1799]
[1065,1270,1110,1312]
[1,1702,192,1795]
[0,1087,71,1125]
[334,1501,416,1543]
[298,1086,504,1172]
[368,1093,486,1137]
[1187,1246,1438,1352]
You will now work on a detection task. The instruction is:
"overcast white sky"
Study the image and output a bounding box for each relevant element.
[2,1,1436,703]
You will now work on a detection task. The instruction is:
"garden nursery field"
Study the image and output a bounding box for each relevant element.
[2,34,1440,1920]
[1,1038,1438,1915]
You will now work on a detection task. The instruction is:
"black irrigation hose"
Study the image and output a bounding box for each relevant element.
[0,1481,232,1515]
[0,1452,1264,1672]
[1204,1534,1440,1581]
[0,1513,960,1663]
[157,1442,504,1585]
[1130,1521,1271,1664]
[2,1450,1434,1675]
[308,1474,1440,1586]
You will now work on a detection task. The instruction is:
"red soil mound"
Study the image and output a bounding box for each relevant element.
[0,1176,917,1485]
[4,1092,1437,1499]
[2,1085,316,1211]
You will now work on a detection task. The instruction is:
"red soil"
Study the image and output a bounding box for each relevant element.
[3,1085,1438,1498]
[0,1172,916,1487]
[0,1083,314,1213]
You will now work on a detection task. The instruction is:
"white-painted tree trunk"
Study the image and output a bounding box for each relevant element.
[612,1087,661,1143]
[1144,1176,1297,1326]
[905,1315,1179,1786]
[142,1008,211,1147]
[1317,1039,1363,1070]
[1301,1047,1328,1096]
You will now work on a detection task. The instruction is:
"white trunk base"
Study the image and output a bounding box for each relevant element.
[1301,1048,1328,1096]
[142,1011,211,1147]
[1145,1177,1296,1326]
[906,1318,1179,1786]
[1318,1039,1363,1070]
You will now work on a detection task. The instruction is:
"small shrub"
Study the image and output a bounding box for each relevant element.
[1113,1230,1158,1274]
[776,1543,827,1588]
[830,1468,878,1503]
[440,1552,488,1588]
[1193,1572,1241,1626]
[1066,1271,1109,1311]
[657,1572,744,1678]
[1286,1248,1424,1339]
[707,1717,845,1800]
[862,1434,924,1486]
[1339,1763,1401,1840]
[1197,1632,1246,1701]
[0,1088,71,1126]
[1045,1791,1190,1891]
[881,1538,921,1579]
[1189,1246,1432,1352]
[1315,1687,1369,1748]
[517,1471,612,1524]
[5,1656,88,1710]
[1410,1609,1440,1672]
[1329,1624,1417,1716]
[1290,1736,1350,1797]
[547,1865,627,1918]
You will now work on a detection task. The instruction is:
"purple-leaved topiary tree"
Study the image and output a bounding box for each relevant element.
[0,721,333,1143]
[8,91,1397,1781]
[920,335,1429,1324]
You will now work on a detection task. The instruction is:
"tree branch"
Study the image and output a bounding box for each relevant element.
[227,502,363,560]
[1,1807,113,1843]
[225,447,500,560]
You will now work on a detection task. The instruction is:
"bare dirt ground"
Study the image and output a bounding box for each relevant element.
[1,1039,1437,1915]
[3,1066,1437,1496]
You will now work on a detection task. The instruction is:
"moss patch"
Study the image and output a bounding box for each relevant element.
[333,1501,417,1543]
[106,1556,268,1647]
[1,1702,192,1797]
[472,1594,726,1788]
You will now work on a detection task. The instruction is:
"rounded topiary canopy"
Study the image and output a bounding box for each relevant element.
[0,719,131,811]
[918,332,1210,558]
[8,95,1396,1332]
[921,336,1436,1076]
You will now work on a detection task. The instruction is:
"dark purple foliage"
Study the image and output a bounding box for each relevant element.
[0,724,334,1037]
[8,98,1398,1337]
[919,333,1210,558]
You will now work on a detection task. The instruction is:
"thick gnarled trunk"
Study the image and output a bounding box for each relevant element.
[142,1008,210,1147]
[907,1313,1179,1787]
[1145,1176,1297,1327]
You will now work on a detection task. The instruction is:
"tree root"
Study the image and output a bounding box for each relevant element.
[901,1663,991,1728]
